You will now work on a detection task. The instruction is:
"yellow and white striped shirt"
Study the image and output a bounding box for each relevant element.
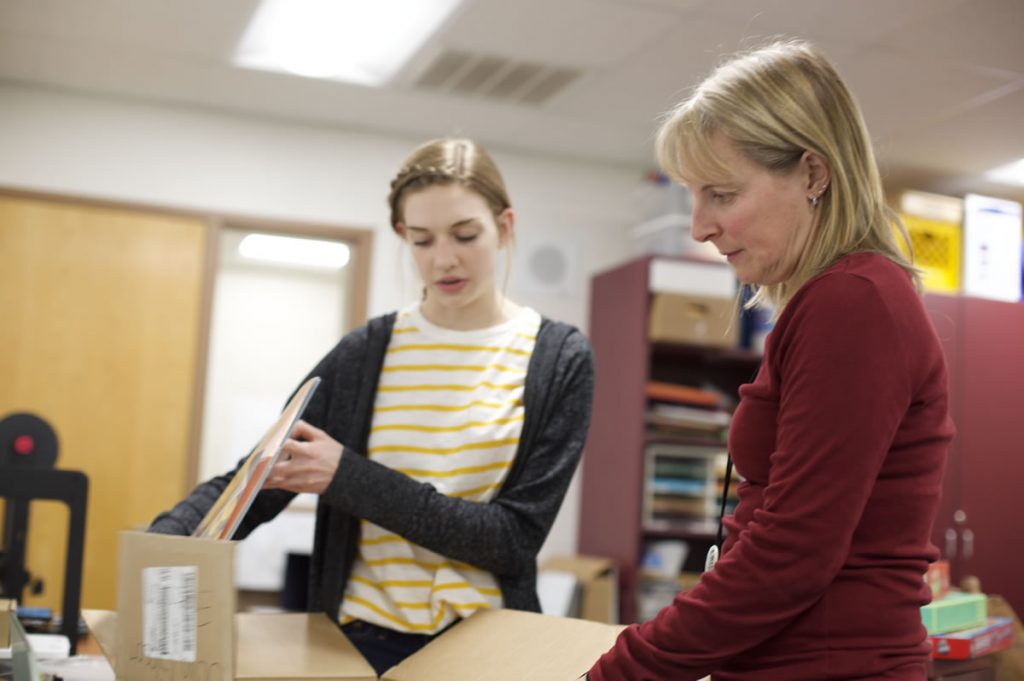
[339,303,541,633]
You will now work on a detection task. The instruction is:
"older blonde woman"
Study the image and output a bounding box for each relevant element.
[588,40,953,681]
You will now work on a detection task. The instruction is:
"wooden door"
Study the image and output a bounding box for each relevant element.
[0,193,207,610]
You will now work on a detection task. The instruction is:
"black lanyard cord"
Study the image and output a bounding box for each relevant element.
[713,361,759,556]
[715,455,733,551]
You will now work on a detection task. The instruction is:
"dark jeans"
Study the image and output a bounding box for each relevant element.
[341,620,435,676]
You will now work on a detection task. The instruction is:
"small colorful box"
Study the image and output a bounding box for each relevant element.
[924,560,950,600]
[921,592,987,635]
[929,616,1014,659]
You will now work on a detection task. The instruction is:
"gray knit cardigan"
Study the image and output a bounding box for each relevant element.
[150,311,595,618]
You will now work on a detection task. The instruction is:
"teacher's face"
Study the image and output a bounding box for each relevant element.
[684,135,818,286]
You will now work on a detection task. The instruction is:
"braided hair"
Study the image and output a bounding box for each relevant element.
[387,139,512,232]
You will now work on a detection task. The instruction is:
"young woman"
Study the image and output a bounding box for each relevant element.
[150,138,594,675]
[587,41,954,680]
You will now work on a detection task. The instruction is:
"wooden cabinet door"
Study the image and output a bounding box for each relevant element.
[957,297,1024,616]
[0,194,207,610]
[923,294,964,572]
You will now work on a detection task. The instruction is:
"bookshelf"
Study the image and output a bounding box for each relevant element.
[642,444,735,536]
[579,255,760,623]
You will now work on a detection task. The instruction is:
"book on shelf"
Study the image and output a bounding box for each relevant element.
[646,381,724,408]
[650,477,706,495]
[648,403,731,429]
[643,443,736,533]
[653,459,707,478]
[645,423,728,443]
[643,518,719,535]
[650,495,707,514]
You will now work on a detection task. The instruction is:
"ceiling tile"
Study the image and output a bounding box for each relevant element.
[881,83,1024,177]
[874,0,1024,75]
[545,15,749,125]
[840,45,1018,143]
[0,0,257,59]
[697,0,970,48]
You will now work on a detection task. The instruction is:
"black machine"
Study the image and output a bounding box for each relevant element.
[0,412,88,654]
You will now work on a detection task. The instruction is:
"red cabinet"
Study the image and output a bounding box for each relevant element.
[926,294,1024,618]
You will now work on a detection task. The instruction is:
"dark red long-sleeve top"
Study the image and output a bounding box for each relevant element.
[590,252,954,680]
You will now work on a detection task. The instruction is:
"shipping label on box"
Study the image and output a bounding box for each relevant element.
[116,531,237,681]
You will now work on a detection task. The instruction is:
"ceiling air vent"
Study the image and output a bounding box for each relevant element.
[412,49,580,105]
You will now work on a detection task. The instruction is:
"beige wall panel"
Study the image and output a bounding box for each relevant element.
[0,194,206,611]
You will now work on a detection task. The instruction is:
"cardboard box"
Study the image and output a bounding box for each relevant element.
[99,532,624,680]
[541,555,619,624]
[989,595,1024,681]
[649,258,737,299]
[925,560,951,600]
[929,617,1014,659]
[648,293,739,348]
[116,531,236,681]
[85,608,624,681]
[384,608,623,680]
[85,609,377,681]
[0,598,13,648]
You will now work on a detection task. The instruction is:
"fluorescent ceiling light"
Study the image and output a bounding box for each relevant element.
[234,0,463,86]
[239,234,350,270]
[985,158,1024,187]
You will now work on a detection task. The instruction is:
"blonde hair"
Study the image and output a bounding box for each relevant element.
[388,138,512,232]
[656,39,917,310]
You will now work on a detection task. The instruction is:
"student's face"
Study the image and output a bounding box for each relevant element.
[398,183,512,327]
[683,135,819,286]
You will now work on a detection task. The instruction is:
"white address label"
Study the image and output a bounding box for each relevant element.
[142,566,197,662]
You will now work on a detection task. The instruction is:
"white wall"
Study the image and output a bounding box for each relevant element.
[0,81,642,564]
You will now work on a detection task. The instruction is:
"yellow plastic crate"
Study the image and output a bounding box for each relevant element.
[898,214,962,293]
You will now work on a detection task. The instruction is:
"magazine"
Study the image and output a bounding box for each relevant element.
[192,376,321,541]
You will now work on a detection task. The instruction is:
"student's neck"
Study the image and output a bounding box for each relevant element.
[421,295,518,331]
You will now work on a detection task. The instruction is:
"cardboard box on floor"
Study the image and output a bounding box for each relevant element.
[541,555,618,624]
[91,531,624,681]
